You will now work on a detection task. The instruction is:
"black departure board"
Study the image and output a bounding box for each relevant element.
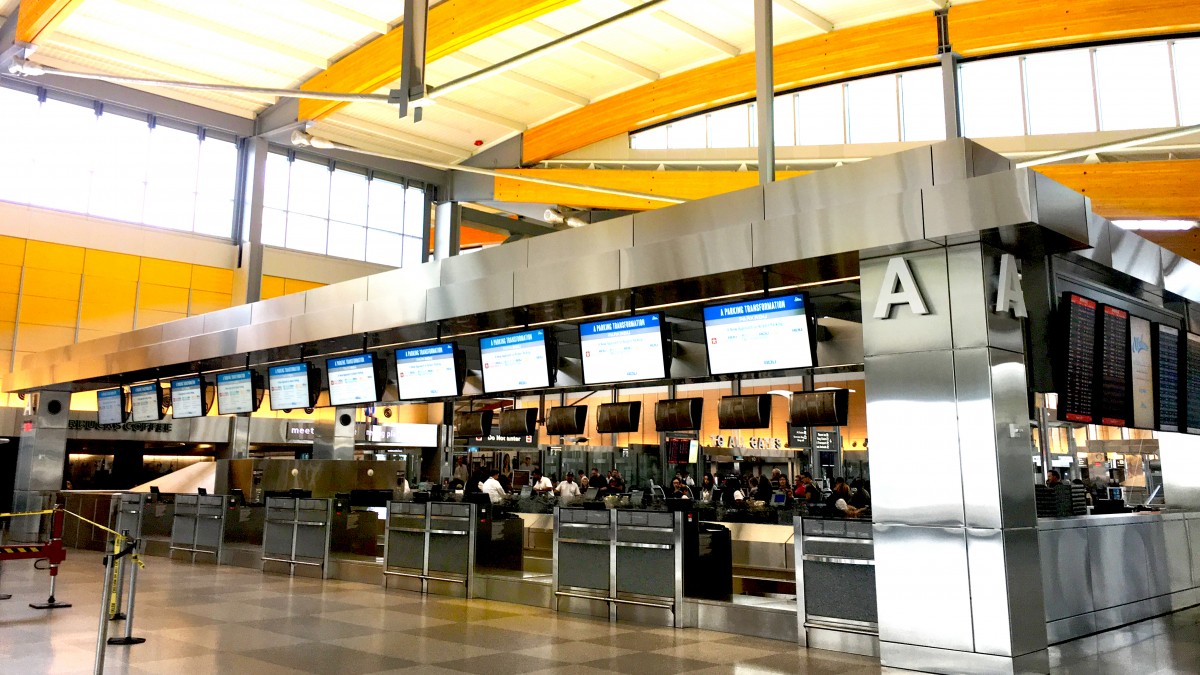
[1058,292,1098,424]
[1155,324,1181,432]
[1097,304,1131,427]
[1187,333,1200,434]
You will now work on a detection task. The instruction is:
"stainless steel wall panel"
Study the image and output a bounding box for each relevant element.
[118,325,164,350]
[1163,249,1200,304]
[1087,521,1156,610]
[365,261,441,301]
[146,339,192,370]
[873,524,974,651]
[236,318,292,354]
[427,275,515,321]
[1163,518,1192,593]
[1038,526,1093,621]
[303,277,368,312]
[965,528,1014,656]
[15,427,66,492]
[528,216,633,264]
[201,305,253,335]
[620,223,752,289]
[880,642,1047,675]
[922,171,1036,240]
[1109,222,1165,287]
[1073,209,1113,267]
[764,145,932,219]
[515,251,621,306]
[865,351,964,527]
[860,249,953,355]
[251,293,307,324]
[161,315,206,342]
[1158,432,1200,510]
[440,239,529,285]
[931,137,1012,185]
[290,305,355,344]
[188,329,239,362]
[634,186,762,245]
[352,295,427,334]
[946,245,1025,353]
[752,192,923,267]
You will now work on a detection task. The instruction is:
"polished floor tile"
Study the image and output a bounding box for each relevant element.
[1,551,1199,674]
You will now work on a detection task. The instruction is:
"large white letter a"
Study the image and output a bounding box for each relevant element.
[872,257,930,319]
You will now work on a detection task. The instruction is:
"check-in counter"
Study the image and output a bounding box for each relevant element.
[794,517,878,656]
[1040,511,1200,643]
[58,491,118,550]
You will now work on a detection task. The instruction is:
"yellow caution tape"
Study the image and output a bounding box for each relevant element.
[0,509,55,518]
[108,536,121,618]
[62,510,124,539]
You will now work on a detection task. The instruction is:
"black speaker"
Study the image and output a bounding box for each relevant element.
[499,408,537,436]
[597,402,641,434]
[789,389,850,427]
[546,405,587,435]
[655,398,703,432]
[454,410,493,438]
[718,394,771,429]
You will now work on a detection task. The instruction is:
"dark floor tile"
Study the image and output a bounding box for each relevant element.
[407,623,567,651]
[437,652,564,674]
[237,615,373,640]
[584,652,712,675]
[241,643,414,675]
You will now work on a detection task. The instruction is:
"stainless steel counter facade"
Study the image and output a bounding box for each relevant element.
[1039,511,1200,643]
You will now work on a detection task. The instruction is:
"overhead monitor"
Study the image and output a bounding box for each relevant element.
[327,353,382,406]
[1097,304,1131,427]
[702,294,815,375]
[129,382,164,422]
[97,387,125,425]
[396,343,461,400]
[1057,292,1098,424]
[579,313,669,385]
[216,370,258,415]
[169,376,207,419]
[1154,324,1181,432]
[1129,315,1154,429]
[480,328,553,393]
[1187,333,1200,434]
[268,362,319,411]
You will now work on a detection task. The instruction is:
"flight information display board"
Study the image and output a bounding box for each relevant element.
[1187,333,1200,434]
[169,376,205,419]
[702,294,814,375]
[216,370,256,415]
[579,313,668,385]
[1058,292,1098,424]
[1129,316,1154,429]
[481,329,551,393]
[396,343,459,400]
[129,383,162,422]
[1097,304,1131,427]
[268,363,313,411]
[327,354,378,406]
[97,387,125,425]
[1154,324,1181,432]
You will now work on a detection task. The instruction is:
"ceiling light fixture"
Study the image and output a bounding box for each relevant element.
[1112,219,1197,232]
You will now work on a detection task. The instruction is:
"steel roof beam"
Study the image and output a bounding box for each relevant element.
[774,0,832,33]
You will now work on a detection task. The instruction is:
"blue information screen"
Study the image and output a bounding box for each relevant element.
[327,354,378,406]
[268,363,312,411]
[216,370,255,415]
[97,387,124,424]
[702,295,813,375]
[579,313,667,385]
[129,383,161,422]
[480,329,550,393]
[396,343,458,400]
[170,376,205,419]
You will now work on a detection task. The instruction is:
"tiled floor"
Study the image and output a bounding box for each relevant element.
[0,552,1197,674]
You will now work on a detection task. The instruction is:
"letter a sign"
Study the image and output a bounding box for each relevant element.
[873,257,930,319]
[994,253,1027,318]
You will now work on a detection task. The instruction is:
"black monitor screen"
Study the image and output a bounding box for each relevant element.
[1155,324,1181,432]
[1057,292,1098,424]
[1097,304,1131,427]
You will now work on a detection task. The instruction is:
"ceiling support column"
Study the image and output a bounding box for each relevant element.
[753,0,775,184]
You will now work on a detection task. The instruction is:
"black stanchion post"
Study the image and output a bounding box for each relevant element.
[107,537,145,646]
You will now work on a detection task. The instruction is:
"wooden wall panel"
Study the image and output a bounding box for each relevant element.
[15,0,86,46]
[1033,160,1200,220]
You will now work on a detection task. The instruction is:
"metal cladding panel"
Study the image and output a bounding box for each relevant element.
[16,426,67,492]
[118,325,165,350]
[865,351,965,528]
[1039,525,1094,621]
[860,249,953,356]
[427,274,515,321]
[161,315,206,341]
[1163,518,1193,593]
[633,185,763,245]
[752,192,923,267]
[304,277,368,312]
[931,137,1013,185]
[236,317,292,353]
[366,261,441,301]
[201,305,253,334]
[947,245,1024,353]
[1075,209,1113,267]
[764,145,932,219]
[352,295,427,334]
[290,305,355,343]
[1109,222,1165,287]
[440,239,529,285]
[921,171,1036,240]
[188,329,239,362]
[620,223,752,289]
[1163,250,1200,304]
[516,250,621,306]
[1030,172,1090,244]
[873,524,974,652]
[1160,432,1200,510]
[528,216,633,264]
[251,293,307,323]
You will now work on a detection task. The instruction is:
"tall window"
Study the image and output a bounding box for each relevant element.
[0,86,237,237]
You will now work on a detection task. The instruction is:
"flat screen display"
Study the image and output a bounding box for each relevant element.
[480,328,551,393]
[1187,333,1200,434]
[1098,304,1131,427]
[327,354,379,406]
[1155,325,1181,432]
[396,343,459,400]
[216,370,256,415]
[97,387,124,425]
[702,294,814,375]
[1058,292,1098,424]
[1130,316,1154,429]
[129,383,162,422]
[268,363,313,411]
[169,376,205,419]
[579,313,667,385]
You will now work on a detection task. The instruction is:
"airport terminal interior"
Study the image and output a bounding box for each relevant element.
[1,1,1200,673]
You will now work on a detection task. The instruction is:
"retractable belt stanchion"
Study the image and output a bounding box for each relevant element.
[107,531,145,646]
[94,535,135,675]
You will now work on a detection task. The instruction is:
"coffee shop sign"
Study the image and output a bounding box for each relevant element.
[68,420,173,433]
[709,435,784,450]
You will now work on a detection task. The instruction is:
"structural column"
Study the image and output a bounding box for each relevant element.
[11,389,71,541]
[232,136,268,305]
[433,200,461,259]
[861,243,1048,674]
